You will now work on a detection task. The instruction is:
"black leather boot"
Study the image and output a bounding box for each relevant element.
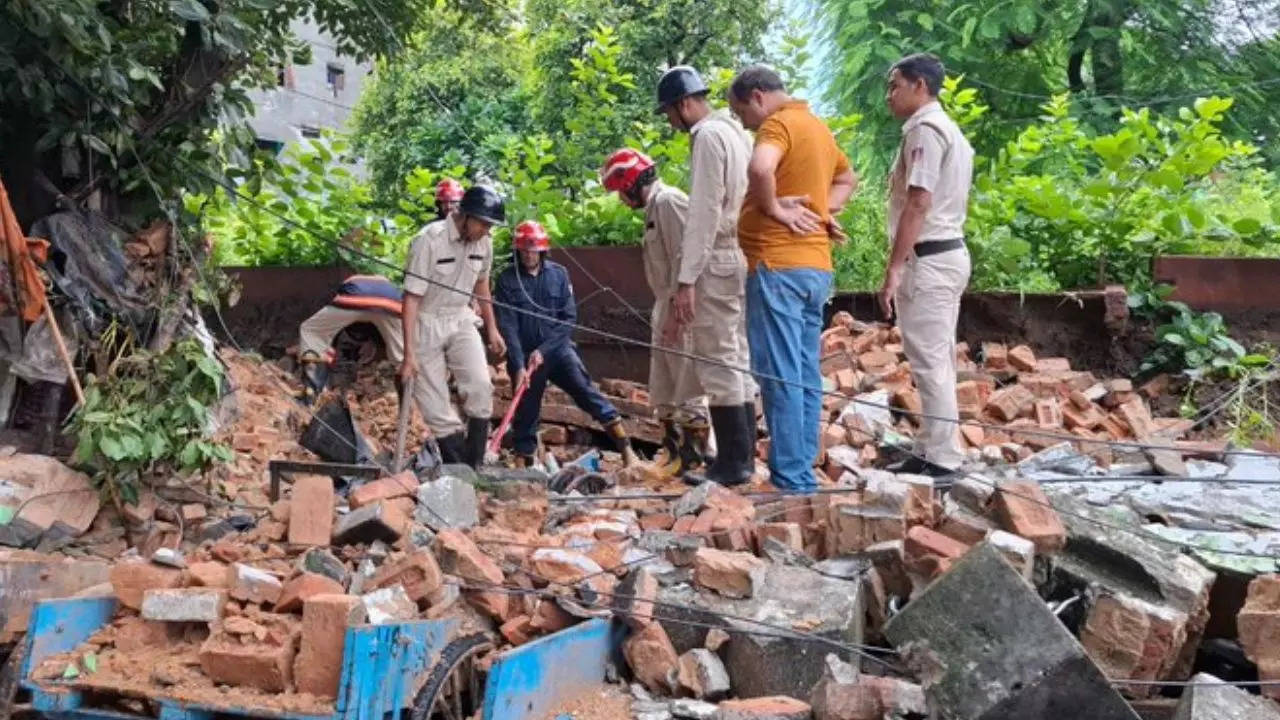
[464,417,490,468]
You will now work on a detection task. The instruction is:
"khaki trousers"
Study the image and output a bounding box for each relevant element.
[650,297,706,420]
[688,248,750,406]
[895,246,971,469]
[411,311,492,437]
[299,305,404,364]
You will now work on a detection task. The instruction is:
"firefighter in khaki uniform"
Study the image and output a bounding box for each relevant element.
[601,148,711,476]
[297,179,465,402]
[400,186,508,468]
[655,66,756,487]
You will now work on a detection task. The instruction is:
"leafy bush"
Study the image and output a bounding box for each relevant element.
[1128,286,1272,379]
[68,339,233,509]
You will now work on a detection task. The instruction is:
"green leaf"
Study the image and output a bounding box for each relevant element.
[83,653,98,674]
[1233,217,1262,235]
[916,12,934,31]
[1160,332,1186,346]
[62,663,80,679]
[99,436,126,461]
[170,0,211,22]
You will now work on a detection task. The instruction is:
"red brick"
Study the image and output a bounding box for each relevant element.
[892,388,923,421]
[982,343,1008,370]
[1116,397,1157,440]
[1100,413,1132,440]
[858,350,897,373]
[530,599,576,633]
[756,523,804,553]
[294,593,364,697]
[499,615,536,646]
[639,513,675,531]
[994,481,1066,553]
[833,368,858,395]
[1063,402,1105,431]
[1079,592,1187,697]
[348,471,417,509]
[541,425,568,445]
[109,560,184,611]
[183,560,226,589]
[624,621,679,694]
[955,381,983,419]
[434,529,507,620]
[617,567,659,630]
[693,548,765,599]
[1039,357,1071,373]
[288,475,335,546]
[201,631,297,693]
[779,496,813,525]
[122,491,158,526]
[1069,390,1093,410]
[822,423,849,453]
[985,384,1035,422]
[850,330,880,354]
[904,526,971,577]
[113,616,180,652]
[370,549,443,605]
[1238,574,1280,700]
[716,696,811,719]
[958,423,985,448]
[704,484,756,523]
[276,572,345,613]
[1139,374,1171,399]
[690,508,721,536]
[1034,398,1063,428]
[671,514,697,535]
[1008,345,1037,372]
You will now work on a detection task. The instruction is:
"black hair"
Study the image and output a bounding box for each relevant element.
[891,53,945,96]
[729,64,786,102]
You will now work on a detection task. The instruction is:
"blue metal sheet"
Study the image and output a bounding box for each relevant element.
[482,619,623,720]
[21,597,117,677]
[335,619,457,720]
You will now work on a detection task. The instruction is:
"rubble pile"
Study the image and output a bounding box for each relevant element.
[816,311,1207,472]
[5,327,1280,720]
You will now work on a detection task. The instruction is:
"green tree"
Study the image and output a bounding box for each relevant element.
[0,0,431,228]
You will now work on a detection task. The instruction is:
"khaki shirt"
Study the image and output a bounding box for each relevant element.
[887,101,974,243]
[403,214,493,317]
[678,109,752,285]
[643,182,689,301]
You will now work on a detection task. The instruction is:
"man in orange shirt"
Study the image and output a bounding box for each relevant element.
[728,65,858,493]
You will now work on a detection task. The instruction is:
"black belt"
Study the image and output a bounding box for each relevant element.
[914,238,965,258]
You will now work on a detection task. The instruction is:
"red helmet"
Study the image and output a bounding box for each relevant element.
[601,148,655,193]
[435,178,464,203]
[513,220,550,252]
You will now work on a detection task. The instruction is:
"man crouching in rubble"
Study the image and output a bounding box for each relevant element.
[493,220,639,468]
[400,186,508,468]
[601,148,713,477]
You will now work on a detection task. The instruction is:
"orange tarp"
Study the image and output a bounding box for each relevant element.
[0,178,48,322]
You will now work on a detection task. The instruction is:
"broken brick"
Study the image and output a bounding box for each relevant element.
[994,481,1066,554]
[1238,574,1280,700]
[109,560,184,611]
[294,593,365,698]
[904,525,971,579]
[228,563,284,606]
[530,599,576,633]
[624,620,679,694]
[1034,398,1064,428]
[288,475,334,546]
[200,630,297,693]
[716,696,812,720]
[499,615,536,646]
[276,572,346,613]
[369,549,443,605]
[755,523,804,553]
[982,343,1008,370]
[857,350,897,373]
[1116,396,1157,440]
[1008,345,1037,372]
[985,384,1035,422]
[434,529,507,620]
[958,423,985,448]
[348,471,417,509]
[693,548,765,599]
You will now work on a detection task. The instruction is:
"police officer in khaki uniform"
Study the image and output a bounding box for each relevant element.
[400,186,508,468]
[655,65,756,487]
[880,54,974,476]
[601,148,711,476]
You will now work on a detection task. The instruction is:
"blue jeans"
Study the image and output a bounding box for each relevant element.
[746,265,832,493]
[512,346,619,455]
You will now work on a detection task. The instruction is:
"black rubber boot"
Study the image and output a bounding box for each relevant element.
[742,401,759,467]
[685,405,753,487]
[464,417,490,468]
[436,432,467,464]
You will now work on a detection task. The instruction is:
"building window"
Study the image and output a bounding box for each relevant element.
[300,126,322,139]
[326,64,345,97]
[276,64,295,90]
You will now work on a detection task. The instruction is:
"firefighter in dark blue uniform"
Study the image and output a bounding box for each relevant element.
[493,221,639,467]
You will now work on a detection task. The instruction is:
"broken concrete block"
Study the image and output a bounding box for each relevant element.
[361,585,418,624]
[984,530,1035,580]
[1172,672,1280,719]
[276,572,346,613]
[295,593,365,698]
[625,620,680,694]
[109,559,184,610]
[993,480,1066,553]
[415,473,479,531]
[693,548,765,599]
[1238,574,1280,700]
[288,474,334,546]
[141,588,227,622]
[677,648,731,700]
[672,699,720,720]
[884,543,1140,720]
[334,500,409,545]
[228,563,284,605]
[658,564,864,700]
[714,696,811,720]
[810,653,927,720]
